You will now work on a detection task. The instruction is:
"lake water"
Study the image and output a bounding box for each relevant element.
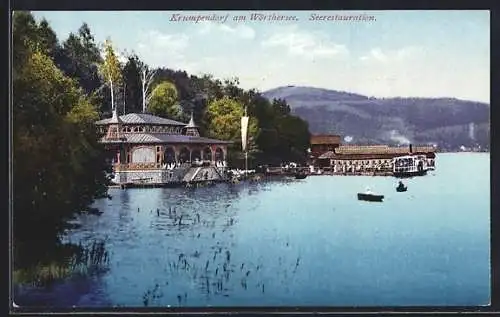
[14,153,491,307]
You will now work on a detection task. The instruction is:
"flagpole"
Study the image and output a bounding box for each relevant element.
[244,106,248,175]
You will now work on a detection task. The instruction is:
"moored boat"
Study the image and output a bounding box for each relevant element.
[396,186,407,192]
[396,181,407,192]
[357,188,384,202]
[357,193,384,202]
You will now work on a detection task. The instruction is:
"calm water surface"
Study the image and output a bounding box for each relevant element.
[15,153,490,307]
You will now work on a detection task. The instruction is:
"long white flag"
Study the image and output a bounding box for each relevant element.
[241,116,249,152]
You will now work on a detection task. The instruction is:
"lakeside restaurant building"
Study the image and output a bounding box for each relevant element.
[317,144,437,173]
[309,134,437,173]
[96,109,232,184]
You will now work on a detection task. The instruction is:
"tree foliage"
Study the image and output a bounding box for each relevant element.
[205,96,260,166]
[56,23,107,114]
[99,38,123,110]
[121,54,143,114]
[148,81,182,120]
[12,12,111,268]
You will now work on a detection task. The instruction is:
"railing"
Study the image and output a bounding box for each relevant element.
[114,161,228,172]
[114,163,163,171]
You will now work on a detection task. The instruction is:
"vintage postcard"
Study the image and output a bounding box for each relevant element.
[11,10,490,309]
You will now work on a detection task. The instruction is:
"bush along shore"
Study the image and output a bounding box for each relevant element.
[13,239,110,289]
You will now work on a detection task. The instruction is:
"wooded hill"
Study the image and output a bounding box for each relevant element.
[263,86,490,151]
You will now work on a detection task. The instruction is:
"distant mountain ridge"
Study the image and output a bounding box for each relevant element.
[262,86,490,151]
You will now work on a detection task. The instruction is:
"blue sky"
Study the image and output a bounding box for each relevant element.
[32,10,490,103]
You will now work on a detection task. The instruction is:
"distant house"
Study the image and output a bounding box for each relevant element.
[310,134,342,159]
[317,144,437,170]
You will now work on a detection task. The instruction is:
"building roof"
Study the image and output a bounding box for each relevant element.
[334,145,436,155]
[96,113,187,126]
[100,133,232,145]
[108,109,122,124]
[318,151,435,160]
[310,134,342,145]
[184,112,198,128]
[319,152,402,160]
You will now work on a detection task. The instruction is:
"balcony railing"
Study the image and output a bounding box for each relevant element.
[113,160,228,171]
[114,163,163,171]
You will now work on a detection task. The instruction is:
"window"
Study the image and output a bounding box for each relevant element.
[131,147,156,163]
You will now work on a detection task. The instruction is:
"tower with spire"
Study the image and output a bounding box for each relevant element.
[183,112,200,137]
[106,108,123,140]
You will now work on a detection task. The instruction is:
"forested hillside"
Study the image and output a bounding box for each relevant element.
[263,86,490,151]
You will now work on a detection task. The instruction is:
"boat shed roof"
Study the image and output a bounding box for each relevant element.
[310,134,342,145]
[335,145,436,155]
[318,151,435,160]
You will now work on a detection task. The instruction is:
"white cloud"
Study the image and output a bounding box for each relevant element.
[262,25,348,59]
[135,30,197,71]
[198,22,255,39]
[138,30,189,53]
[360,46,424,63]
[130,28,488,103]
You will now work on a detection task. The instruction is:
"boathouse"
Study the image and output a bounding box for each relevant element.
[96,109,232,185]
[309,134,342,165]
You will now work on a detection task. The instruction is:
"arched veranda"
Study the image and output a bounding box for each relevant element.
[179,147,190,163]
[164,147,176,164]
[203,147,213,161]
[215,147,224,162]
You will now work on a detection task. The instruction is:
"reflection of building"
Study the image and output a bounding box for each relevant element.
[96,109,232,185]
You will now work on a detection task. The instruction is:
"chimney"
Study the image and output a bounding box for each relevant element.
[409,144,413,153]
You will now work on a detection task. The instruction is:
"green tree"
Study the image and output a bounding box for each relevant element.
[271,98,291,116]
[12,12,60,70]
[122,53,143,114]
[57,23,106,113]
[205,96,259,167]
[36,18,59,59]
[148,81,182,119]
[99,38,123,111]
[276,115,311,163]
[13,12,111,268]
